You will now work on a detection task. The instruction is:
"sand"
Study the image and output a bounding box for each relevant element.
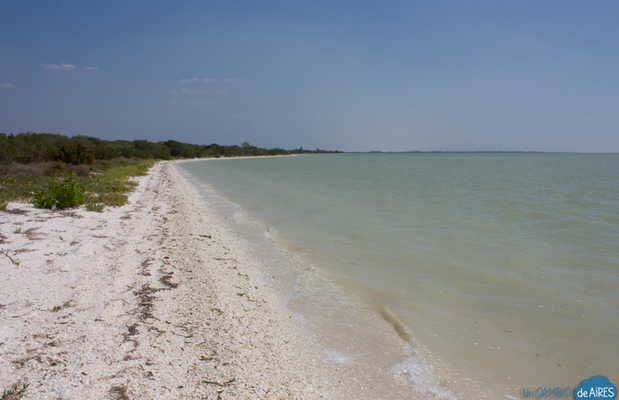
[1,159,455,400]
[0,161,348,399]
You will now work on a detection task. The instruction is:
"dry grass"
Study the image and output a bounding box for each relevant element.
[98,192,128,207]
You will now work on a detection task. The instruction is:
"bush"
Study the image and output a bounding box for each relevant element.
[85,201,105,212]
[32,175,86,209]
[57,141,95,165]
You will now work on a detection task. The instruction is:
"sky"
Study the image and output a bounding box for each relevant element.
[1,0,618,152]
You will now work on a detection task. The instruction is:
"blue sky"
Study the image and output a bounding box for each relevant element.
[1,0,618,152]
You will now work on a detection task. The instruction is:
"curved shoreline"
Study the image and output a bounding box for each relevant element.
[1,160,453,399]
[0,161,331,399]
[174,160,466,400]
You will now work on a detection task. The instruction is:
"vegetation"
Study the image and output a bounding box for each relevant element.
[0,158,155,212]
[83,159,155,209]
[32,175,86,209]
[0,132,342,164]
[0,132,340,212]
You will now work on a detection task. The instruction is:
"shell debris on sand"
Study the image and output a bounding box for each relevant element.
[0,161,343,399]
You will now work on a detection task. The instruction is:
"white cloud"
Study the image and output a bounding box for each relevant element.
[43,63,77,71]
[181,76,216,84]
[83,66,99,72]
[172,87,209,96]
[0,83,15,89]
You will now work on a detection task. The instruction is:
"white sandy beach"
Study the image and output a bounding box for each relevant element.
[0,160,440,400]
[0,161,340,399]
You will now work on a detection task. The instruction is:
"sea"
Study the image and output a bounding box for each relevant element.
[178,153,619,399]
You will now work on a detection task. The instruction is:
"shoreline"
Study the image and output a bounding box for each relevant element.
[175,160,465,400]
[174,154,300,163]
[0,161,340,399]
[1,160,455,399]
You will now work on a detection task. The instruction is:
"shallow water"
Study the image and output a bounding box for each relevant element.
[179,153,619,398]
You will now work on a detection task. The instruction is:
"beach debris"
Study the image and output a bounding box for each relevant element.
[23,227,45,241]
[2,208,29,216]
[13,248,34,254]
[140,257,153,276]
[11,354,43,369]
[213,257,235,262]
[134,284,157,321]
[159,271,178,289]
[109,384,130,400]
[122,322,139,350]
[1,249,21,267]
[49,300,75,312]
[201,378,235,387]
[0,382,29,400]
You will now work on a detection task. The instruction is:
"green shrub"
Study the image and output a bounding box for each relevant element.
[83,159,154,209]
[32,175,86,209]
[57,141,95,165]
[85,200,105,212]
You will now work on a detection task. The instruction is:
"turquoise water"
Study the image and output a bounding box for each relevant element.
[180,153,619,397]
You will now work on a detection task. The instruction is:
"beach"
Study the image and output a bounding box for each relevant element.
[3,2,618,398]
[176,153,619,399]
[0,160,431,400]
[5,154,616,399]
[0,161,328,399]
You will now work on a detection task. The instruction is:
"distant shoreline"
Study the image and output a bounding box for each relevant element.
[351,151,619,154]
[173,153,299,164]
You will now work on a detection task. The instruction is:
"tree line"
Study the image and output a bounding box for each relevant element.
[0,133,341,164]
